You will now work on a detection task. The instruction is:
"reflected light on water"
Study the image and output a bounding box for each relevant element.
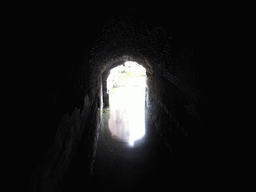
[108,77,146,147]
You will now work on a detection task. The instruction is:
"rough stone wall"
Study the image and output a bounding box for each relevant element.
[146,42,205,169]
[28,73,102,192]
[25,18,104,190]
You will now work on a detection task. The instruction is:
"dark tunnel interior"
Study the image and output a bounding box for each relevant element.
[19,5,222,192]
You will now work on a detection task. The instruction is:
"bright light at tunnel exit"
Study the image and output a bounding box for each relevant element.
[107,61,146,147]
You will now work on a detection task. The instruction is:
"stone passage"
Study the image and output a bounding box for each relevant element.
[22,6,218,192]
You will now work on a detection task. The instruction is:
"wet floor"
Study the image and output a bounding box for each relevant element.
[107,85,146,147]
[90,86,191,191]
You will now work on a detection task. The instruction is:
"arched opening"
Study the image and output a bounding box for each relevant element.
[101,61,147,147]
[91,60,173,191]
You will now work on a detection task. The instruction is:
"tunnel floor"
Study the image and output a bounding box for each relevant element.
[89,87,188,191]
[90,110,170,191]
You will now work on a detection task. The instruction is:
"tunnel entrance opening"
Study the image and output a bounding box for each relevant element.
[91,61,176,191]
[102,61,147,147]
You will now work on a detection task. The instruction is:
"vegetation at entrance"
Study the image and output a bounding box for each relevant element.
[108,61,146,89]
[120,69,145,79]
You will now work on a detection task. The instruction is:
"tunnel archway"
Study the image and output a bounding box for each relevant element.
[99,61,147,147]
[25,8,214,192]
[101,61,147,106]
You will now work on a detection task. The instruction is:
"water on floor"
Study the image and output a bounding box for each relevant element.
[90,85,179,191]
[108,85,146,147]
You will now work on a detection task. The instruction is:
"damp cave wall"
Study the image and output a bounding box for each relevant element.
[147,40,206,169]
[23,7,218,192]
[24,10,105,191]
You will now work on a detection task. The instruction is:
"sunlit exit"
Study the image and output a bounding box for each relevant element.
[107,61,146,147]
